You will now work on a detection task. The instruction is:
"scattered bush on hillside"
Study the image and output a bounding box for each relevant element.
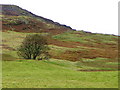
[17,34,50,60]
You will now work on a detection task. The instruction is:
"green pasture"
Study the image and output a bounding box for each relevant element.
[2,59,118,88]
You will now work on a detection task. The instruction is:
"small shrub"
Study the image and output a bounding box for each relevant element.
[17,34,50,60]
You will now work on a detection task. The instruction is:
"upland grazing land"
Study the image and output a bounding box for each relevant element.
[1,4,119,88]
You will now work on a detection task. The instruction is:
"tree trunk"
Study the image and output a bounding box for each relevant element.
[33,56,37,60]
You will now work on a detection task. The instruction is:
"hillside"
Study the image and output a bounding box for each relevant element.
[1,4,119,71]
[1,4,119,88]
[0,4,72,34]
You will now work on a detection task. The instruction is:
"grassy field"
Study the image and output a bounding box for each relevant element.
[2,59,118,88]
[1,31,119,88]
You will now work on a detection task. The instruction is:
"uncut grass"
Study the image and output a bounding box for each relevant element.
[2,31,48,49]
[2,31,118,70]
[76,58,118,71]
[2,60,118,88]
[2,31,118,88]
[53,31,118,44]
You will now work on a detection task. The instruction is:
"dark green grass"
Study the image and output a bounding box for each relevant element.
[2,60,118,88]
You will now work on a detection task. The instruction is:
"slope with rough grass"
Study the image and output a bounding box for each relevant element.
[2,31,118,71]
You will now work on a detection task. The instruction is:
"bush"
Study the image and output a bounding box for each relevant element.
[17,34,50,60]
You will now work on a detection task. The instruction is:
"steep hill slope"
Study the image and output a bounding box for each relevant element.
[1,4,72,34]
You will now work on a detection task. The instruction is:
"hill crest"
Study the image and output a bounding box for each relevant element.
[1,4,73,33]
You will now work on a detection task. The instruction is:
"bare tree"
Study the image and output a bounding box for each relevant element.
[17,34,49,60]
